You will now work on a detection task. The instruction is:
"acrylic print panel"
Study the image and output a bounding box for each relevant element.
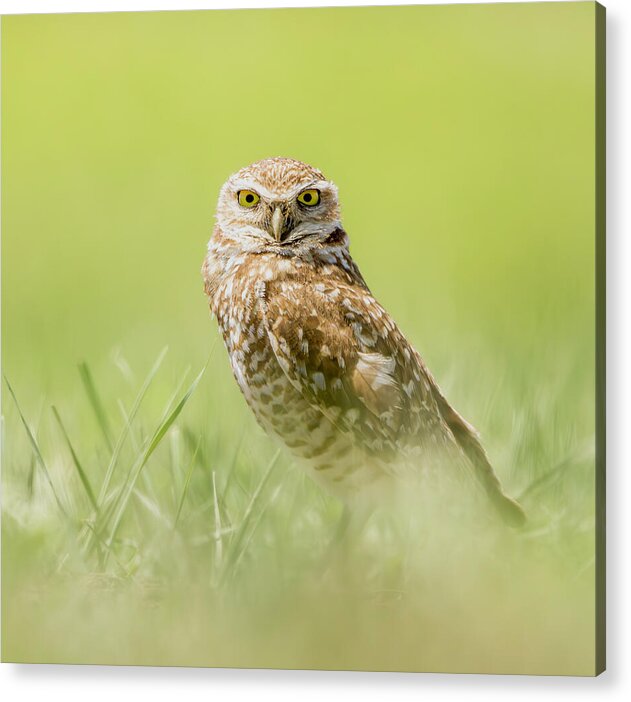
[1,2,605,675]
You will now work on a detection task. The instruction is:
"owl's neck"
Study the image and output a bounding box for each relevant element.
[203,225,368,308]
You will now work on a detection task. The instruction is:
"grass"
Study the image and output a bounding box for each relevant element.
[1,341,597,674]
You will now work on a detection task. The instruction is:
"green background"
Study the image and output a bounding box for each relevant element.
[2,3,599,674]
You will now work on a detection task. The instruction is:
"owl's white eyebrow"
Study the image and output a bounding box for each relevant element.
[230,179,331,201]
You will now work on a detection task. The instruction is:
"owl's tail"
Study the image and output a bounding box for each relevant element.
[456,428,527,528]
[431,385,527,528]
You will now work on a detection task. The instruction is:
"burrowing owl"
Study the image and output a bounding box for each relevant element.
[202,157,525,526]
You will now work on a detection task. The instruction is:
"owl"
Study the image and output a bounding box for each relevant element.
[202,157,525,526]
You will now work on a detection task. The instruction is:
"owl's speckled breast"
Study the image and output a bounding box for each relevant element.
[206,249,382,496]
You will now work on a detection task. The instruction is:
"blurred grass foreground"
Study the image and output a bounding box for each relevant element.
[2,3,600,673]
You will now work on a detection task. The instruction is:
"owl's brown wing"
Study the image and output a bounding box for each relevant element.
[260,275,526,526]
[259,277,457,459]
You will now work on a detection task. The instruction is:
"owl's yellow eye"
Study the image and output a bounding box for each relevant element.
[238,190,260,208]
[297,189,320,207]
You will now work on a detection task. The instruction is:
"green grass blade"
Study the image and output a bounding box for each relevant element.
[78,361,114,452]
[155,365,191,427]
[82,520,133,577]
[84,348,169,554]
[220,449,281,583]
[96,346,168,508]
[133,489,171,528]
[219,425,246,498]
[118,400,141,453]
[52,405,98,511]
[232,481,283,572]
[173,434,202,528]
[144,369,203,460]
[169,428,184,502]
[212,470,224,574]
[517,455,580,502]
[104,365,206,555]
[3,376,68,519]
[91,358,182,551]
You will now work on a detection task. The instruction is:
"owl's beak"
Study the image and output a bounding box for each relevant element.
[271,206,287,243]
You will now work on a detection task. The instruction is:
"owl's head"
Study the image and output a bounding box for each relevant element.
[215,158,341,249]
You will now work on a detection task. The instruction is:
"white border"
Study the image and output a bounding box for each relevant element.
[0,0,615,13]
[1,1,629,700]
